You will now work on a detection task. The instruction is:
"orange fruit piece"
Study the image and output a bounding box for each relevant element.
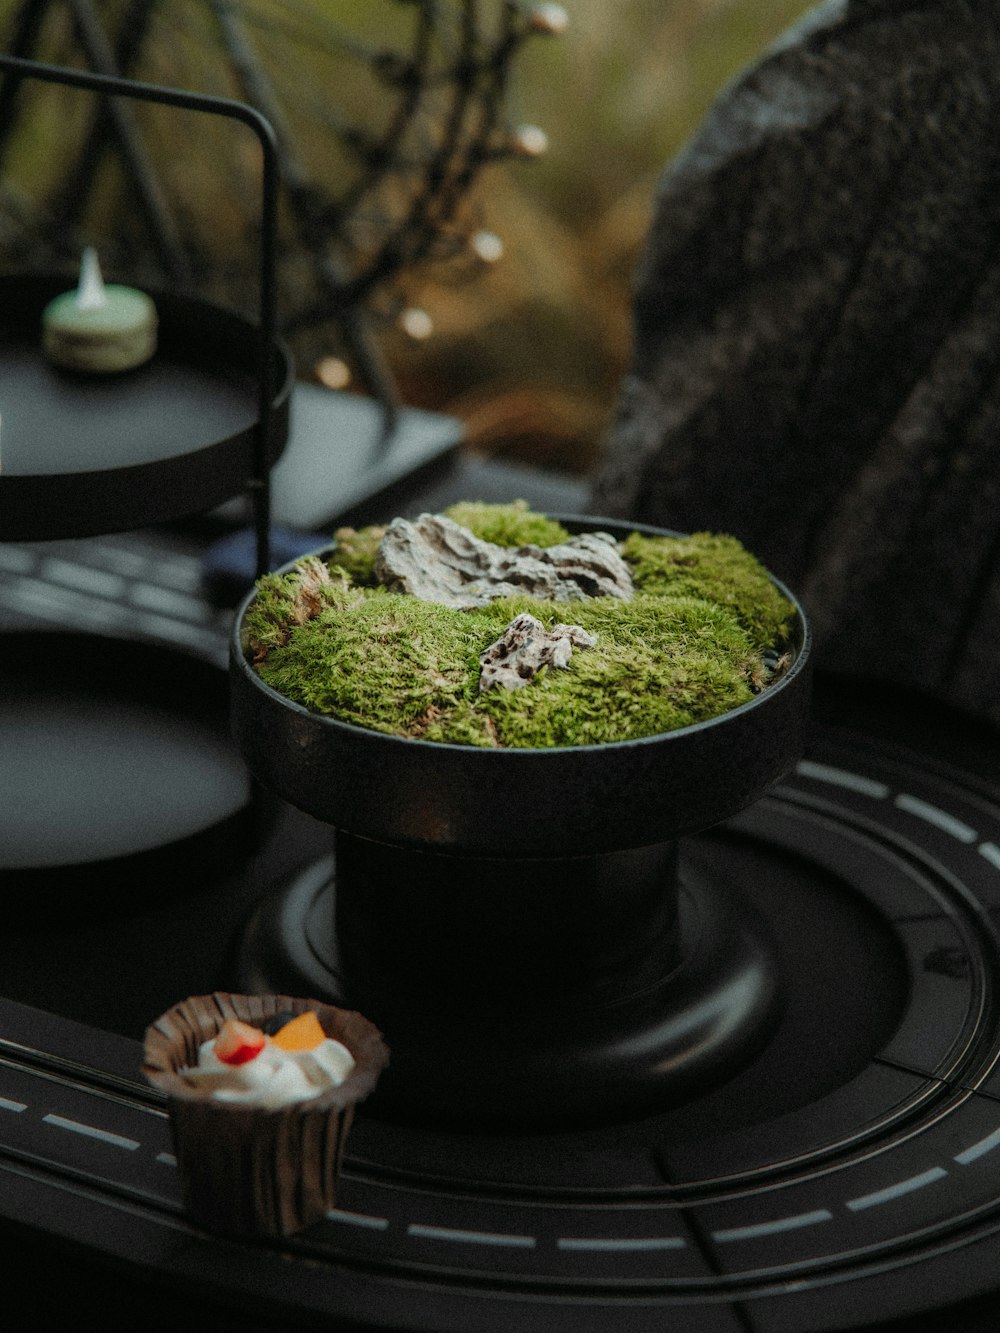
[270,1009,326,1052]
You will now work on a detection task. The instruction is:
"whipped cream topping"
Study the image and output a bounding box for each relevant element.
[181,1035,355,1108]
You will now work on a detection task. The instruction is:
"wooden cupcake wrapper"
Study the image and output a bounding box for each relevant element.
[167,1094,353,1238]
[142,992,386,1238]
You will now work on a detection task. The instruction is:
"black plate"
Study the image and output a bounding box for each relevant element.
[0,630,254,920]
[0,273,293,539]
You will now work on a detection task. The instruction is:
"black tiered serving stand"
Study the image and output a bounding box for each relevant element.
[0,274,292,541]
[0,55,291,908]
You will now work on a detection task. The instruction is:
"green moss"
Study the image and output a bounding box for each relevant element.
[328,524,386,585]
[253,585,764,749]
[247,507,799,748]
[243,570,301,660]
[257,592,486,738]
[477,595,757,747]
[620,531,796,652]
[443,500,571,548]
[242,565,344,663]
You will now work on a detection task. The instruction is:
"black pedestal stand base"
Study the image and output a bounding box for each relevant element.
[238,836,782,1129]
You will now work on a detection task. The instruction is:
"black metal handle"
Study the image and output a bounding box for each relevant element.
[0,52,281,575]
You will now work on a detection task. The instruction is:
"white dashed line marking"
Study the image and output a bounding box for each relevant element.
[557,1235,686,1252]
[42,1114,140,1151]
[327,1209,389,1231]
[0,577,131,628]
[149,556,204,592]
[156,1152,177,1166]
[893,795,977,844]
[132,611,225,655]
[712,1209,833,1243]
[128,581,212,622]
[408,1223,536,1248]
[795,761,889,799]
[83,544,154,579]
[793,762,1000,878]
[0,546,37,574]
[955,1127,1000,1166]
[845,1166,948,1212]
[40,558,126,600]
[0,1097,27,1113]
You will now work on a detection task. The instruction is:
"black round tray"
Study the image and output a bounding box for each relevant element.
[230,517,813,857]
[0,274,293,540]
[0,631,255,920]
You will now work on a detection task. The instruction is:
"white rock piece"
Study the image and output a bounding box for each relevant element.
[374,514,634,609]
[479,613,597,692]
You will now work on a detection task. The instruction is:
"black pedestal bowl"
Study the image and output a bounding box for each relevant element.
[230,517,812,1128]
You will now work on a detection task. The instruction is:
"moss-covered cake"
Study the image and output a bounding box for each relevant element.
[243,502,797,749]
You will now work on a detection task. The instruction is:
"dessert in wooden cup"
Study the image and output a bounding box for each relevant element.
[143,992,388,1238]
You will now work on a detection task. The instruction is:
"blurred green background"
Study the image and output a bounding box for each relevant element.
[384,0,817,476]
[0,0,816,476]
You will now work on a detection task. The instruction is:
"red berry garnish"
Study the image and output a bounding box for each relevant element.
[214,1018,266,1065]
